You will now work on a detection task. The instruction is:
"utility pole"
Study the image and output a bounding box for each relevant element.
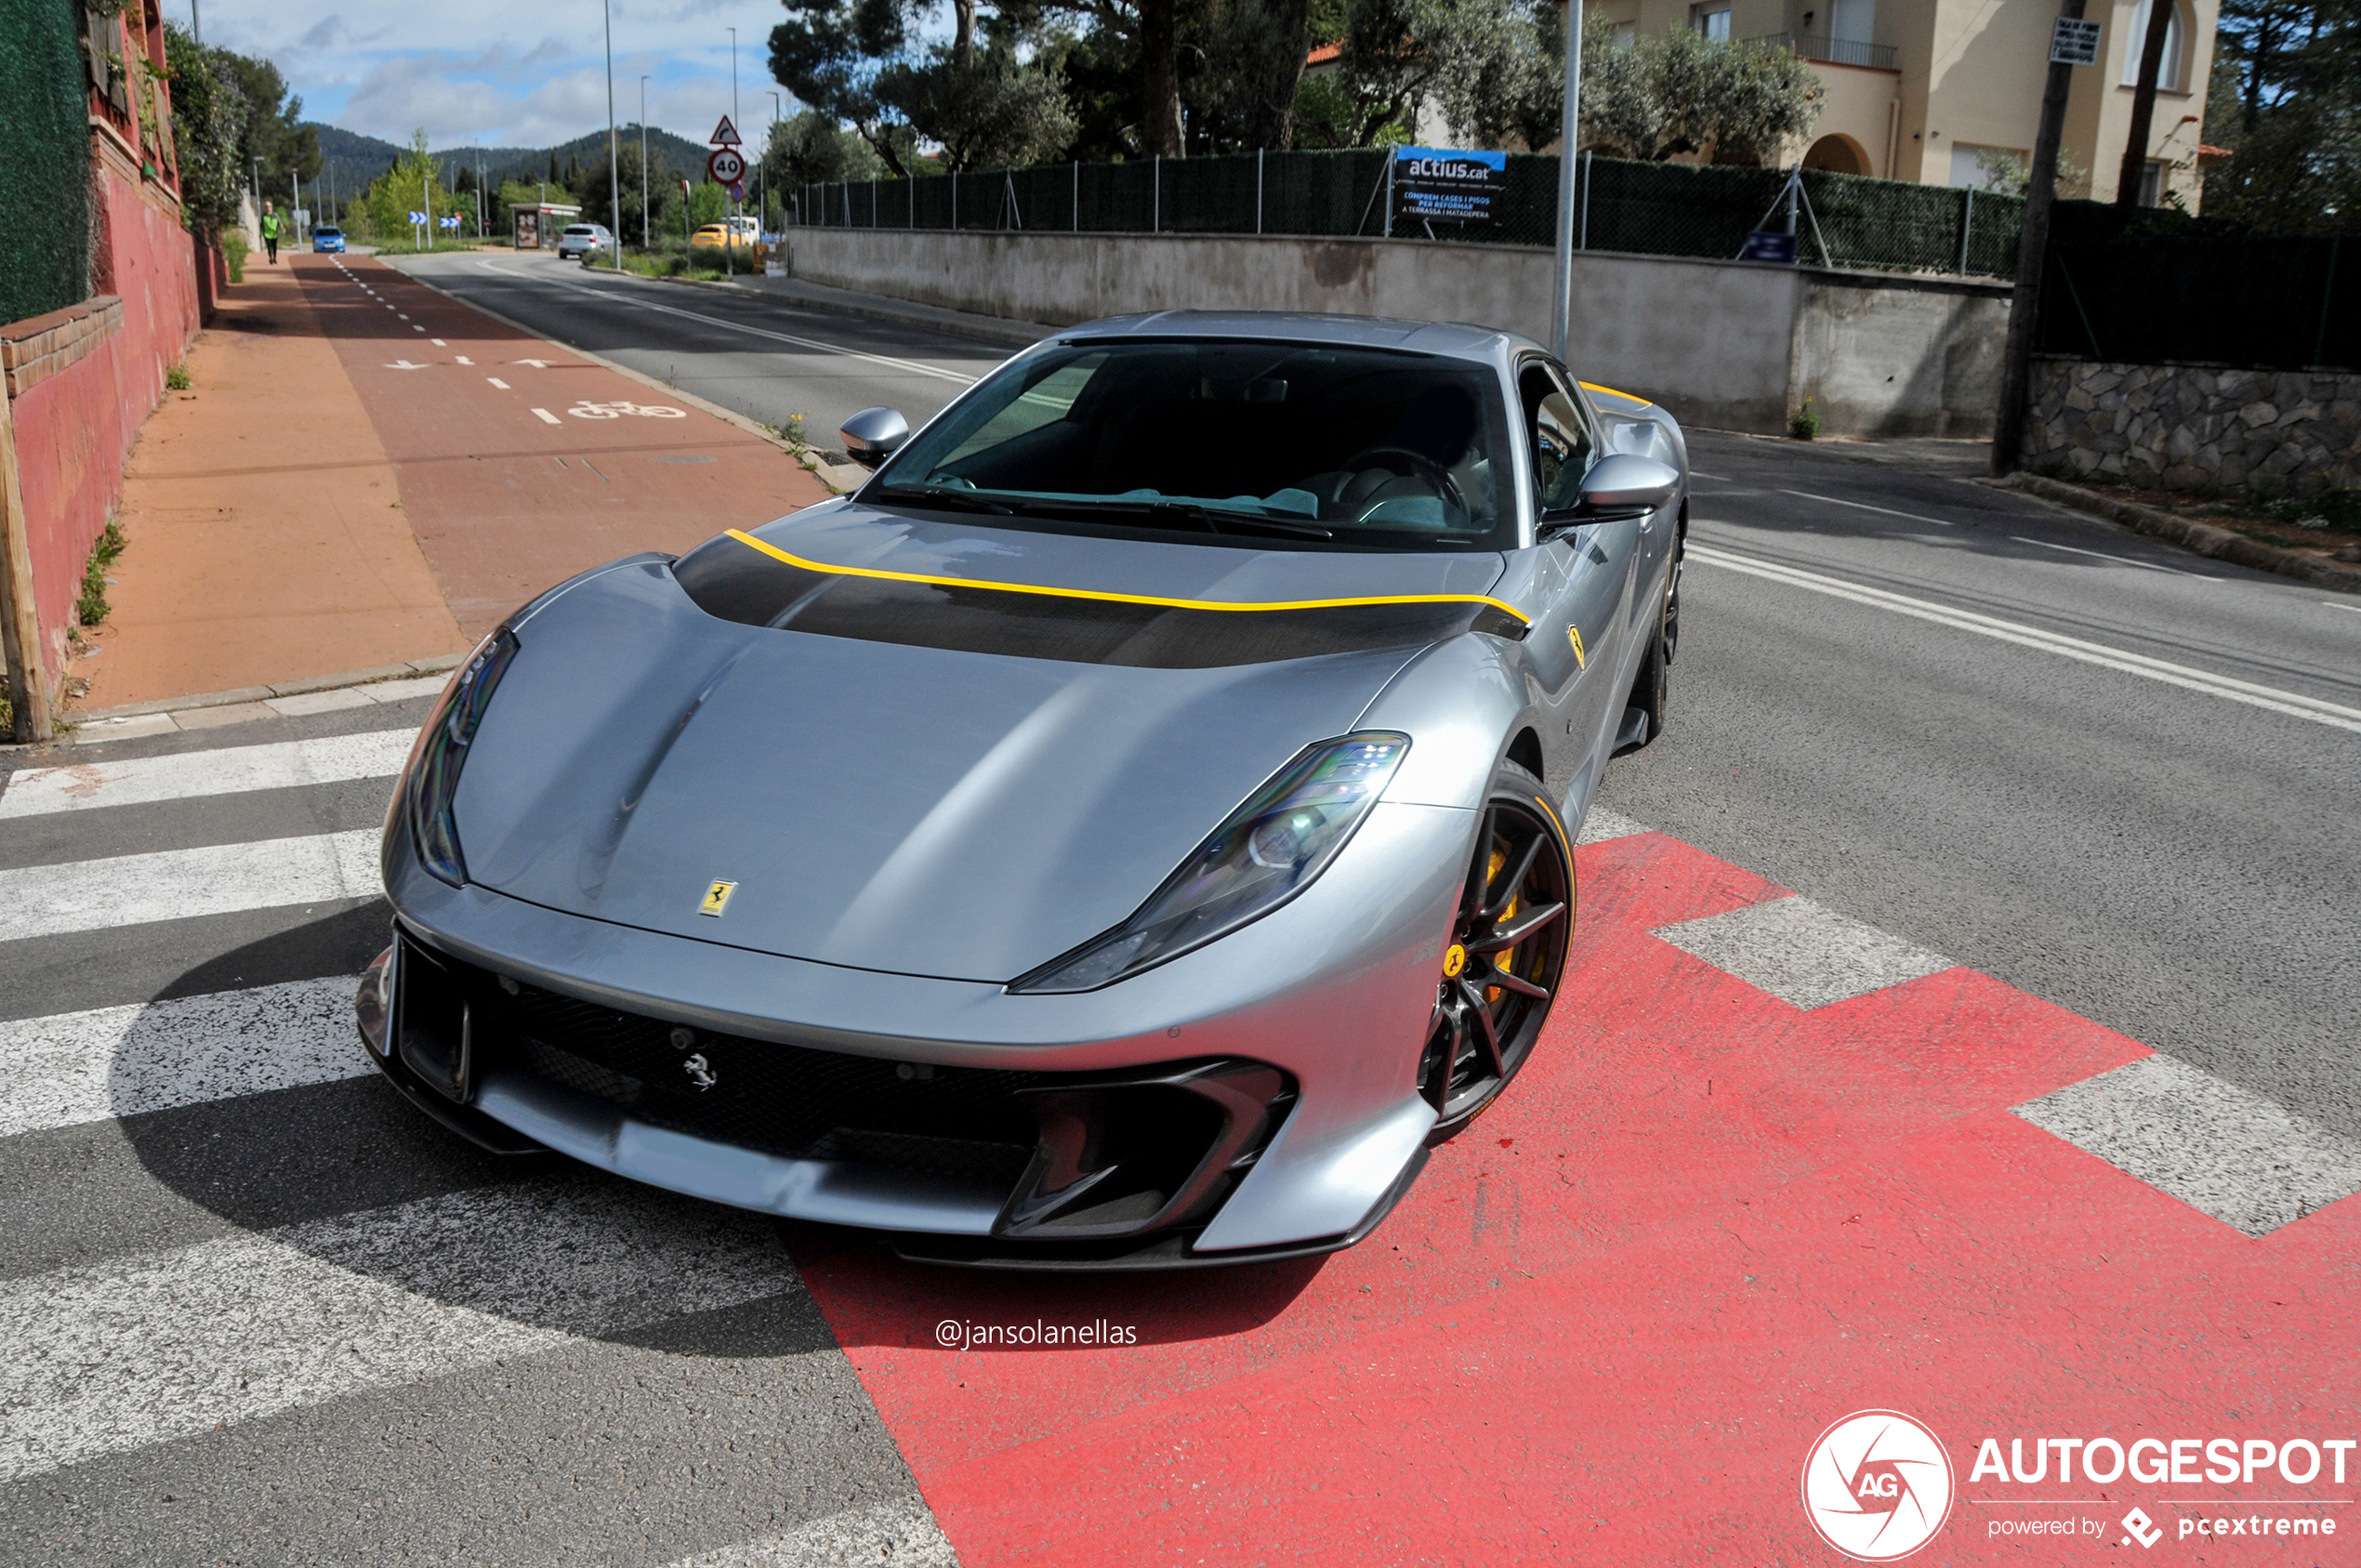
[603,0,622,269]
[729,27,740,278]
[640,76,651,248]
[189,0,200,45]
[1550,0,1585,361]
[1993,0,2091,476]
[767,90,781,235]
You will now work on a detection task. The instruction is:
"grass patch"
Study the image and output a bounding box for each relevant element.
[165,362,191,391]
[223,232,247,284]
[76,517,126,628]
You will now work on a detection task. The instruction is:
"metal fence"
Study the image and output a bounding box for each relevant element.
[2038,205,2356,372]
[0,1,94,325]
[795,149,2025,281]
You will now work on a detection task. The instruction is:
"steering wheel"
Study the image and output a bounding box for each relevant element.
[1334,447,1471,522]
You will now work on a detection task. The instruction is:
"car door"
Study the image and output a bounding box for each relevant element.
[1518,362,1640,786]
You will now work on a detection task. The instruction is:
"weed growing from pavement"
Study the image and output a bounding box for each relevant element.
[75,518,126,628]
[223,232,247,283]
[773,412,811,451]
[1789,397,1821,441]
[165,363,191,391]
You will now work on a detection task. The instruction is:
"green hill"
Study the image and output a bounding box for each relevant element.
[305,123,719,217]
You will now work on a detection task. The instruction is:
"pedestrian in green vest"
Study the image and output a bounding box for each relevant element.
[260,203,283,264]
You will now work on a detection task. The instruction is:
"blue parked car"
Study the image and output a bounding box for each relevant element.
[312,226,346,253]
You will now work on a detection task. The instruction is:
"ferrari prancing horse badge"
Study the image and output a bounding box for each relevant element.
[699,880,737,916]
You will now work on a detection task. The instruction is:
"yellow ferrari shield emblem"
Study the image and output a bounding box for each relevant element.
[1567,625,1586,669]
[699,879,737,917]
[1443,942,1468,979]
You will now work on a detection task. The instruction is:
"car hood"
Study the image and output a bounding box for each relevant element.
[450,505,1506,983]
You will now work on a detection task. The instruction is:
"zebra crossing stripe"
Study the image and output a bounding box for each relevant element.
[0,1180,799,1483]
[663,1501,961,1568]
[0,730,416,818]
[0,830,383,943]
[0,978,370,1140]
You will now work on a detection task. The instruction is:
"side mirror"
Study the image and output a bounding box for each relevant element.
[839,406,910,470]
[1540,454,1682,535]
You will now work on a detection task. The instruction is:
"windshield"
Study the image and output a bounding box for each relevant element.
[872,339,1516,551]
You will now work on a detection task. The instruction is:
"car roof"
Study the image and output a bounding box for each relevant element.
[1049,309,1543,366]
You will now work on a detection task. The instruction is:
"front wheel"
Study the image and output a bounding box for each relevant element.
[1418,763,1575,1143]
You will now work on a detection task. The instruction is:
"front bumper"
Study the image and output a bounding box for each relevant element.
[368,798,1469,1265]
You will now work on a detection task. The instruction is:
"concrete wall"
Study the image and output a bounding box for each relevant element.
[781,228,2011,439]
[2023,359,2361,495]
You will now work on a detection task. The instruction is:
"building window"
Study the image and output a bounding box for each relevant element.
[2139,159,2164,205]
[1692,3,1733,41]
[2119,0,2184,90]
[1947,143,2025,190]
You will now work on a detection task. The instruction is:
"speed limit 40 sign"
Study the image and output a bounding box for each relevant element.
[707,148,746,184]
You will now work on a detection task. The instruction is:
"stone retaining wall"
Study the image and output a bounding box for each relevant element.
[2023,358,2360,495]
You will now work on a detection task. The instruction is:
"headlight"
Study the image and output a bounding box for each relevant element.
[1010,731,1409,994]
[402,629,520,887]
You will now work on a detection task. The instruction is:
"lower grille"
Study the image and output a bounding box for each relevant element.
[471,975,1041,1185]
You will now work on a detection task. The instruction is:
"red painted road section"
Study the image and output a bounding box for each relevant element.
[794,831,2360,1565]
[290,252,827,634]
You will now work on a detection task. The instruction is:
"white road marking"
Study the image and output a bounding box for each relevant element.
[666,1502,959,1568]
[0,830,382,943]
[2326,601,2361,615]
[430,337,445,346]
[1653,895,1953,1009]
[473,259,981,385]
[1687,469,1729,481]
[1688,543,2361,735]
[0,978,369,1139]
[0,1181,798,1483]
[1781,489,1955,527]
[455,354,473,365]
[2016,1054,2361,1236]
[531,407,562,425]
[486,376,509,389]
[1576,807,1651,844]
[2010,535,2212,576]
[0,730,414,818]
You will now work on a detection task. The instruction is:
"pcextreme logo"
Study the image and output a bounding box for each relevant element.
[1802,1409,1958,1561]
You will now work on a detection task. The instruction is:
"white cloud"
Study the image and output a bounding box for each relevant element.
[172,0,804,147]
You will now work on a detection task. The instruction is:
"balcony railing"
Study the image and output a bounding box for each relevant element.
[1751,32,1899,70]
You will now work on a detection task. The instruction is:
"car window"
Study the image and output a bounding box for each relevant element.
[876,339,1517,552]
[1519,363,1595,513]
[564,226,595,236]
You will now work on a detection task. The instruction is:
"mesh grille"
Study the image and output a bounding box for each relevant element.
[491,978,1041,1186]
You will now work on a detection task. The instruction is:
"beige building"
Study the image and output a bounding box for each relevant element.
[1582,0,2222,207]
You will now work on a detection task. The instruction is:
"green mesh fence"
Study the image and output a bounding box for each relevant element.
[793,150,2024,281]
[0,0,94,324]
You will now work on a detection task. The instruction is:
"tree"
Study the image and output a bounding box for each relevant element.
[877,0,1077,168]
[353,130,461,246]
[2202,0,2361,229]
[770,0,920,176]
[761,107,890,191]
[162,25,247,234]
[1431,0,1565,152]
[1579,20,1823,163]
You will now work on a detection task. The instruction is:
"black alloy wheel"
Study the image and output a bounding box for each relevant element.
[1419,765,1575,1141]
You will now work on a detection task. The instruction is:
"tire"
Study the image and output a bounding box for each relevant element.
[1418,761,1576,1144]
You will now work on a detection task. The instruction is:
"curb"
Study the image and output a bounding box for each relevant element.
[6,655,468,751]
[1989,473,2361,596]
[378,256,853,495]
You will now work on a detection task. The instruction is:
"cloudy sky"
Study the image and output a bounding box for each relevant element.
[177,0,811,149]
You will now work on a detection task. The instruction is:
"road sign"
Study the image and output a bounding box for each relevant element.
[709,115,741,147]
[408,210,427,224]
[707,148,746,185]
[2049,16,2102,65]
[728,180,746,204]
[1741,231,1798,264]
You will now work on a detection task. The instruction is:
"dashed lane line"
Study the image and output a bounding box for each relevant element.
[0,729,413,817]
[1651,895,1953,1009]
[1687,542,2361,735]
[2011,534,2216,577]
[1780,488,1956,527]
[532,407,562,425]
[662,1502,959,1568]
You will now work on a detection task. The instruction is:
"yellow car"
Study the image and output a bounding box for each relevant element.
[690,224,757,254]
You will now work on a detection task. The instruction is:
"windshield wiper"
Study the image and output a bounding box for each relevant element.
[1004,496,1334,541]
[871,483,1013,515]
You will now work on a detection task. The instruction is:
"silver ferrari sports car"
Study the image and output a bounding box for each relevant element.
[357,310,1687,1269]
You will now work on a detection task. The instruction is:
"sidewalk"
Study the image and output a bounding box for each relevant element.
[61,248,831,725]
[71,262,470,711]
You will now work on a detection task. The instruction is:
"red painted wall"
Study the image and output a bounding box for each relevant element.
[10,150,198,684]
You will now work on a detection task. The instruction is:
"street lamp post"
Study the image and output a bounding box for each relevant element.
[603,0,622,270]
[640,75,651,249]
[766,90,781,234]
[726,26,739,280]
[1550,0,1584,361]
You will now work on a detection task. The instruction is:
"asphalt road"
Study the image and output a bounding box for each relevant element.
[394,251,2361,1138]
